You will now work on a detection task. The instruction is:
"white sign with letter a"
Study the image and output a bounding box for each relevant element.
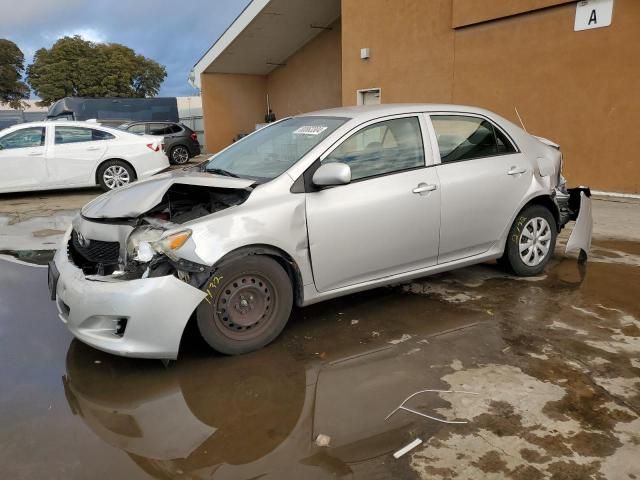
[575,0,614,31]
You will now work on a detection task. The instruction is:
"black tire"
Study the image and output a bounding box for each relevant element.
[502,205,557,276]
[169,145,190,165]
[196,256,293,355]
[97,160,136,191]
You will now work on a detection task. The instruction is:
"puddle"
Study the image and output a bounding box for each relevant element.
[0,249,55,265]
[1,240,639,479]
[0,210,75,251]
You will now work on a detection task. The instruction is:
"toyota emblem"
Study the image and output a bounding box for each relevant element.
[77,232,90,247]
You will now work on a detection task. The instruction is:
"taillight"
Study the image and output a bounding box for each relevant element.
[190,132,198,142]
[146,143,159,152]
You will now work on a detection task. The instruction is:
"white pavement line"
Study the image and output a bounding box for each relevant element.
[394,438,423,459]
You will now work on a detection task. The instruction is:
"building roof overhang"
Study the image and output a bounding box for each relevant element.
[192,0,340,87]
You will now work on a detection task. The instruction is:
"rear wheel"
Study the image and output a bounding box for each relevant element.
[502,205,557,276]
[170,145,190,165]
[97,160,136,191]
[196,256,293,355]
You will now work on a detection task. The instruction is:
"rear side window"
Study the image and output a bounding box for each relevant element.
[323,117,425,181]
[0,127,45,149]
[149,123,172,135]
[127,124,146,134]
[55,127,115,144]
[431,115,517,163]
[91,129,115,141]
[167,124,182,134]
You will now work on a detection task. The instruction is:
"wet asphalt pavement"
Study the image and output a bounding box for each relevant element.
[1,239,639,479]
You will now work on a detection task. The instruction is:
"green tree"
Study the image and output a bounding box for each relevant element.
[26,36,167,106]
[0,39,30,109]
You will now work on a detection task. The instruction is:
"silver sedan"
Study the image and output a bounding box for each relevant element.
[49,104,592,359]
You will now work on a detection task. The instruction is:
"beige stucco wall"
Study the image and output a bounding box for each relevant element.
[200,23,342,154]
[200,73,267,154]
[267,21,342,118]
[341,0,640,193]
[341,0,455,106]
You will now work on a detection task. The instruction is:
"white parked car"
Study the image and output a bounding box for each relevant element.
[0,121,169,193]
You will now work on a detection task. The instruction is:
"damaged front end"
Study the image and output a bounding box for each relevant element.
[52,174,256,359]
[69,176,253,288]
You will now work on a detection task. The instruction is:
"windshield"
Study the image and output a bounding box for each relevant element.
[205,116,347,180]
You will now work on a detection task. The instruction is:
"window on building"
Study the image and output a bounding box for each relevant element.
[323,117,425,181]
[0,127,45,149]
[431,115,516,163]
[55,127,115,144]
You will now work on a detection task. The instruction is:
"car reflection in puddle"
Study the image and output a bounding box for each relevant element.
[61,307,479,480]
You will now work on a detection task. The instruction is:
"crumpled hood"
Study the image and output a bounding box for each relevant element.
[82,170,255,219]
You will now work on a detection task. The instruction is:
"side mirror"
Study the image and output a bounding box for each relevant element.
[312,162,351,187]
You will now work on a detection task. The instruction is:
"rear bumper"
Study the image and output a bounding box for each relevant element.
[52,231,205,359]
[189,143,201,157]
[564,188,593,257]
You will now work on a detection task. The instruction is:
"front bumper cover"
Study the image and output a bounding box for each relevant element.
[52,239,205,360]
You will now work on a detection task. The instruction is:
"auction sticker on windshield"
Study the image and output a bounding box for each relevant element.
[293,126,328,135]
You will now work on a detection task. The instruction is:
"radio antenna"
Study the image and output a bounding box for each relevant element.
[514,107,528,133]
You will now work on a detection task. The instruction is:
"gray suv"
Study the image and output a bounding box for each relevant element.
[118,121,201,165]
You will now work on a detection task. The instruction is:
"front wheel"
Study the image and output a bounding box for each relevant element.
[196,256,293,355]
[97,160,136,191]
[502,205,557,276]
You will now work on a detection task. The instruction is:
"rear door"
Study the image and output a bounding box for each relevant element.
[427,113,531,263]
[306,115,441,292]
[0,125,48,191]
[48,126,112,186]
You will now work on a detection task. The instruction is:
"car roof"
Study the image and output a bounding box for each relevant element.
[3,120,118,131]
[300,103,502,121]
[121,121,178,125]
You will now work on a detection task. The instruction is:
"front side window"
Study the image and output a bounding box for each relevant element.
[431,115,517,163]
[205,116,347,181]
[323,117,425,181]
[0,127,45,150]
[55,127,115,144]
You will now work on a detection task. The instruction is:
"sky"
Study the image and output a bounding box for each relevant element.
[0,0,251,97]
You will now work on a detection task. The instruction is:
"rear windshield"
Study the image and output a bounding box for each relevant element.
[205,116,347,180]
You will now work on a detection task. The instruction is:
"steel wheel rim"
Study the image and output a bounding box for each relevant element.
[519,217,552,267]
[172,147,189,164]
[213,274,277,340]
[103,165,130,189]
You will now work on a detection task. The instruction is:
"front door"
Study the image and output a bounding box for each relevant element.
[306,115,440,292]
[429,114,532,263]
[0,126,47,192]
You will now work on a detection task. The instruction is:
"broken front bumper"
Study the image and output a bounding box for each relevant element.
[52,233,205,360]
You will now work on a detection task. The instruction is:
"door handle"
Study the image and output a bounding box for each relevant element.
[507,166,527,175]
[28,151,43,156]
[86,146,101,151]
[412,183,437,194]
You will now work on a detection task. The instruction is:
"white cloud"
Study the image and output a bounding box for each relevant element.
[45,28,107,44]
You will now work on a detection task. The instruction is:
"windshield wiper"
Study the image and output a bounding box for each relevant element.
[206,168,240,178]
